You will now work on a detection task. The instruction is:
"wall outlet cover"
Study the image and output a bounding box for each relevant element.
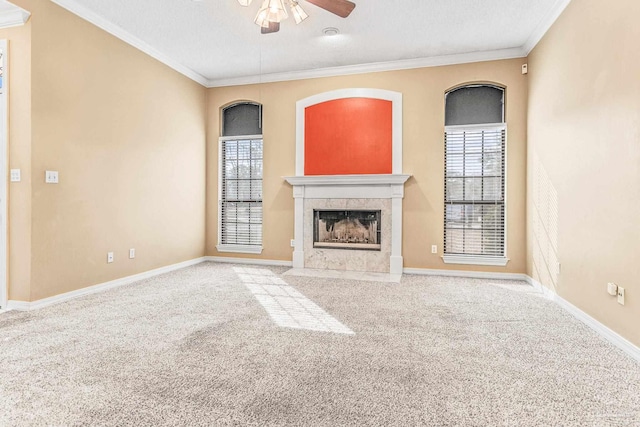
[45,170,59,184]
[617,287,625,305]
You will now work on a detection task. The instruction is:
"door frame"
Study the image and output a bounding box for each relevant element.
[0,39,8,310]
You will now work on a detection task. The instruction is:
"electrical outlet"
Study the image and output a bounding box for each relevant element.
[10,169,21,182]
[129,248,135,259]
[107,252,114,263]
[607,282,618,296]
[431,245,437,254]
[45,170,59,184]
[290,239,295,248]
[617,287,625,305]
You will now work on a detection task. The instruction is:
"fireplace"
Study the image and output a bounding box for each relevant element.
[284,88,409,276]
[313,210,381,251]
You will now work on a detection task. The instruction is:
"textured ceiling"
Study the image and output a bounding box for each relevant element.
[51,0,569,86]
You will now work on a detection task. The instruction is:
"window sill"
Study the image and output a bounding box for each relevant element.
[442,255,509,267]
[216,245,263,255]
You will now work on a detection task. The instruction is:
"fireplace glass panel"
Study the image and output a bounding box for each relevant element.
[313,210,381,251]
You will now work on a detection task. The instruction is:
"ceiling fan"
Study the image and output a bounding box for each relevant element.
[237,0,356,34]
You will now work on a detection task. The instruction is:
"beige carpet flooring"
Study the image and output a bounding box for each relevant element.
[1,262,639,426]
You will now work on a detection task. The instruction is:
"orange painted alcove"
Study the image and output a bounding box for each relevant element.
[304,98,393,175]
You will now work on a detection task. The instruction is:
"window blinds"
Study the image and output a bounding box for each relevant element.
[220,138,263,247]
[444,126,506,257]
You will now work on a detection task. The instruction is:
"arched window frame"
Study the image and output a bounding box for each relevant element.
[443,84,508,266]
[217,101,264,254]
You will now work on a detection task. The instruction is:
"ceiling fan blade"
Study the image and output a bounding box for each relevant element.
[305,0,356,18]
[261,21,280,34]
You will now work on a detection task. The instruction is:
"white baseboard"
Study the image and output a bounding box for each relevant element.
[403,269,640,363]
[5,255,639,365]
[205,256,293,267]
[403,267,528,282]
[525,276,640,364]
[524,276,557,299]
[7,257,207,311]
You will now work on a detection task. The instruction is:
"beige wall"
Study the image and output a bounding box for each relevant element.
[0,18,31,301]
[206,59,528,274]
[527,0,640,345]
[8,0,207,301]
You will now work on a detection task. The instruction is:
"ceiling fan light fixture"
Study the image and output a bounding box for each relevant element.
[254,4,271,27]
[269,0,288,19]
[237,0,253,6]
[289,0,308,24]
[254,0,288,27]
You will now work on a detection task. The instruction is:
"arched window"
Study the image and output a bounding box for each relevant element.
[218,102,263,253]
[443,85,507,264]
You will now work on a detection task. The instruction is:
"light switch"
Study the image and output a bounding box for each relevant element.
[45,170,59,184]
[10,169,21,182]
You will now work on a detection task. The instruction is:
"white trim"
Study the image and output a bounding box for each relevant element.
[295,89,403,176]
[219,134,263,142]
[445,123,506,132]
[525,276,640,364]
[442,255,509,267]
[284,174,410,187]
[0,7,30,29]
[6,257,206,311]
[403,267,527,282]
[50,0,209,87]
[522,0,573,54]
[406,268,640,363]
[0,40,7,310]
[44,0,566,88]
[5,300,29,311]
[205,256,293,267]
[216,244,263,254]
[208,48,526,88]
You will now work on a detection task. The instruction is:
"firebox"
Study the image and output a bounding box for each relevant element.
[313,210,381,251]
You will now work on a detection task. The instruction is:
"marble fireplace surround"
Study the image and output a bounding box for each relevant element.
[284,174,410,276]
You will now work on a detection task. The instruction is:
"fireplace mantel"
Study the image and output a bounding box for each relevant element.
[284,174,411,187]
[284,174,410,200]
[283,174,411,276]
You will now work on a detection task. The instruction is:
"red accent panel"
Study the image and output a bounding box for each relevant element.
[304,98,392,175]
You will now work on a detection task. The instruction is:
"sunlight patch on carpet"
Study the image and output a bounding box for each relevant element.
[233,267,354,335]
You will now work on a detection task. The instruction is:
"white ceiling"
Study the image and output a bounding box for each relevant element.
[46,0,570,87]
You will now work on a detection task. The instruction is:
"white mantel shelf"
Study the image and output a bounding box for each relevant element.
[284,174,411,187]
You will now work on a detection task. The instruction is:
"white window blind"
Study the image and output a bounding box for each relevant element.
[220,137,263,248]
[444,125,505,257]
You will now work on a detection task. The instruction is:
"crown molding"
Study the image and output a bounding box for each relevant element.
[0,6,30,29]
[522,0,573,54]
[50,0,209,86]
[48,0,569,89]
[207,47,527,88]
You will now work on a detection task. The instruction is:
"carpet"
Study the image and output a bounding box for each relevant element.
[0,262,639,426]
